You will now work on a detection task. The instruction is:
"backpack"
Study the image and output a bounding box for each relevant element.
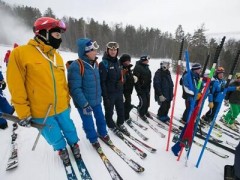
[65,59,98,76]
[179,70,187,85]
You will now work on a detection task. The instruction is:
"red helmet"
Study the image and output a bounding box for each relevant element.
[33,17,66,35]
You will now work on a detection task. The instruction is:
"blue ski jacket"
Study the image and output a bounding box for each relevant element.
[208,77,236,102]
[68,38,102,108]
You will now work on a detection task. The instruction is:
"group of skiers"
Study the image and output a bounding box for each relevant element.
[175,61,240,180]
[0,16,171,167]
[1,16,240,179]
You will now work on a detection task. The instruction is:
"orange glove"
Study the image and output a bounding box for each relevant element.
[197,93,202,100]
[208,102,214,109]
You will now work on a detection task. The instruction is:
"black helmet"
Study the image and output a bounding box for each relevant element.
[119,54,131,64]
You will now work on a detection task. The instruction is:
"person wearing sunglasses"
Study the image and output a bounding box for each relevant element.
[99,41,130,138]
[222,72,240,131]
[7,17,79,166]
[67,38,111,149]
[133,55,153,121]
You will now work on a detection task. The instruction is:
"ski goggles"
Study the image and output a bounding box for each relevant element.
[85,40,99,53]
[216,67,225,74]
[46,20,66,32]
[106,42,119,49]
[140,55,150,61]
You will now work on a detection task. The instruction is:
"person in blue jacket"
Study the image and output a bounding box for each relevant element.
[68,38,110,148]
[153,61,174,122]
[180,63,202,123]
[201,67,237,124]
[0,66,15,129]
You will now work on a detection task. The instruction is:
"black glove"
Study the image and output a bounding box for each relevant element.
[0,81,6,90]
[103,98,111,110]
[18,116,32,128]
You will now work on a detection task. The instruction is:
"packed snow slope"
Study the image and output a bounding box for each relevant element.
[0,44,238,180]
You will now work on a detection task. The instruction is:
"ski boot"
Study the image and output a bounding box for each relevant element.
[71,143,81,159]
[101,134,113,145]
[117,124,130,136]
[58,148,70,166]
[111,127,124,139]
[146,112,153,120]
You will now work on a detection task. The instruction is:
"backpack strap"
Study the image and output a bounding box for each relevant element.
[77,59,84,76]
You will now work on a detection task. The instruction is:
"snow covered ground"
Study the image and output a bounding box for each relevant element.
[0,44,238,180]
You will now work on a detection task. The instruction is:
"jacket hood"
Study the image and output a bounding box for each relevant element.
[77,38,92,62]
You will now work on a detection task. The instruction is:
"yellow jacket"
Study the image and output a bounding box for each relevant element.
[7,38,70,119]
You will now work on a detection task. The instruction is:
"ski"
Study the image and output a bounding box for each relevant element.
[122,132,157,153]
[99,137,145,173]
[94,146,123,180]
[130,119,148,130]
[226,141,237,148]
[115,132,147,159]
[131,109,165,138]
[193,140,229,158]
[63,162,78,180]
[222,122,240,133]
[201,119,240,139]
[174,117,223,143]
[72,156,92,180]
[126,119,148,141]
[172,135,229,158]
[6,123,18,171]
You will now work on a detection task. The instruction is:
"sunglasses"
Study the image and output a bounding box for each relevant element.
[106,42,119,49]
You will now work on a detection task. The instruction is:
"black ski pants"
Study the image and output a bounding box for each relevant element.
[158,100,171,117]
[123,93,132,120]
[103,92,125,128]
[137,91,150,117]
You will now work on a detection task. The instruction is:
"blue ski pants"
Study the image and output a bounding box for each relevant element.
[33,108,79,151]
[77,104,107,143]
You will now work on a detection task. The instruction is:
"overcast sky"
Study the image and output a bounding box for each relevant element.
[5,0,240,39]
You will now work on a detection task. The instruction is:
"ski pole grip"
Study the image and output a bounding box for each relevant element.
[178,38,184,60]
[0,112,45,129]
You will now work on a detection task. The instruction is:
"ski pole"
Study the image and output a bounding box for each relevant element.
[186,36,225,160]
[32,104,52,151]
[166,38,184,151]
[0,112,45,129]
[196,49,240,168]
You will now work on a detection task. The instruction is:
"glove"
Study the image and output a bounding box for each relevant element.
[208,102,214,109]
[103,98,111,110]
[18,116,32,127]
[236,86,240,91]
[0,81,6,90]
[196,93,202,100]
[133,75,138,83]
[83,104,93,115]
[159,95,166,102]
[224,100,229,107]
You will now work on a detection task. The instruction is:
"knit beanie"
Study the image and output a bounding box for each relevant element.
[191,63,202,71]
